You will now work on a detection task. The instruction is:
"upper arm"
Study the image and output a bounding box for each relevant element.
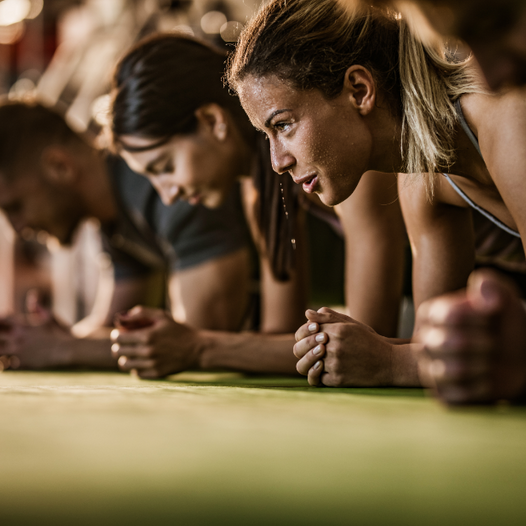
[335,171,406,336]
[241,178,308,334]
[398,174,475,311]
[480,89,526,240]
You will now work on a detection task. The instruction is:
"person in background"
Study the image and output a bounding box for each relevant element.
[227,0,526,402]
[0,100,252,370]
[109,33,407,379]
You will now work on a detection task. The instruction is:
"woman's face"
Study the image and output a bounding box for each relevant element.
[237,74,374,207]
[118,110,242,209]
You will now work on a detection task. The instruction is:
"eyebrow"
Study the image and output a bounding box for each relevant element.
[264,109,291,128]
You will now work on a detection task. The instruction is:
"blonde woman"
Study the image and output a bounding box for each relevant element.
[108,34,406,379]
[227,0,526,399]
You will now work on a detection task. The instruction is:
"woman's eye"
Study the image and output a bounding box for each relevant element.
[274,122,290,131]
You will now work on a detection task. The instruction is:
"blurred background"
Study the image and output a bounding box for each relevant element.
[0,0,348,330]
[0,0,266,322]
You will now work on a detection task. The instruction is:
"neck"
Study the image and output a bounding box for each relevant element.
[368,106,403,173]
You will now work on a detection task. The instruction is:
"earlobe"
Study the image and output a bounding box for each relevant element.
[343,66,376,116]
[216,122,227,141]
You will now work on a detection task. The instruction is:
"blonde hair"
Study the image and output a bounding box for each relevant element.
[227,0,483,195]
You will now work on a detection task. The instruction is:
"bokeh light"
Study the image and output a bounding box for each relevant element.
[220,21,243,42]
[26,0,43,20]
[0,19,24,43]
[200,10,227,34]
[0,0,31,27]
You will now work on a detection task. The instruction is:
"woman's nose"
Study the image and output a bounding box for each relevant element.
[153,179,180,206]
[269,140,295,175]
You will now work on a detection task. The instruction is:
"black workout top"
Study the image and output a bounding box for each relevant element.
[445,98,525,273]
[101,155,250,280]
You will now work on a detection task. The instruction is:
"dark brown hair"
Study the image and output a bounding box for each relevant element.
[0,100,81,179]
[110,33,250,151]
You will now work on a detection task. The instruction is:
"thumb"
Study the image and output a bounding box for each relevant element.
[114,306,158,330]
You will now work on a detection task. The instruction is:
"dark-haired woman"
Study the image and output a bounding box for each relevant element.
[109,33,407,378]
[227,0,526,400]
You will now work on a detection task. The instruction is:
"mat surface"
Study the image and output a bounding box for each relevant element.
[1,371,526,525]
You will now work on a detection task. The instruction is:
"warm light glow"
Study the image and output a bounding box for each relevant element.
[91,94,111,127]
[0,19,24,43]
[26,0,43,20]
[171,24,194,37]
[8,77,35,99]
[200,10,227,34]
[0,0,31,27]
[220,21,243,43]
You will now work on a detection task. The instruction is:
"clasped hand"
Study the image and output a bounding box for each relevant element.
[414,269,526,404]
[293,307,393,387]
[110,306,202,379]
[0,313,74,370]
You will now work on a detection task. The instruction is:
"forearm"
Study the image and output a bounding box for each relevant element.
[66,335,118,369]
[383,336,421,387]
[46,328,117,370]
[199,331,299,375]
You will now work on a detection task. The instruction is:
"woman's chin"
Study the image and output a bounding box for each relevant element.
[318,192,342,208]
[202,191,225,209]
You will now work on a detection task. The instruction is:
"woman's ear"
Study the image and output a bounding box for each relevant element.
[342,66,376,116]
[40,146,77,186]
[195,103,229,141]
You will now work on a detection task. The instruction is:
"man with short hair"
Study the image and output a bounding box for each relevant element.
[0,100,252,370]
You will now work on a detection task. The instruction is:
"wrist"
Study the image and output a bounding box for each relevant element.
[391,342,422,387]
[195,330,217,370]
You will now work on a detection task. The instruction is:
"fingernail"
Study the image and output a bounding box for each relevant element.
[111,343,120,354]
[314,360,323,370]
[118,356,127,367]
[313,344,322,356]
[315,333,325,343]
[308,323,317,332]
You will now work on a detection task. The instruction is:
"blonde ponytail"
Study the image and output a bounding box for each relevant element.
[228,0,484,197]
[399,21,482,195]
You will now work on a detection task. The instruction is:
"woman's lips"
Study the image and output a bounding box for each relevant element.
[187,192,202,205]
[302,175,318,194]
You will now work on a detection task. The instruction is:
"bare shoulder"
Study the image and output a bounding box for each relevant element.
[462,89,526,145]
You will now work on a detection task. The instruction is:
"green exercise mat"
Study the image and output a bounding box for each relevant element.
[1,371,526,525]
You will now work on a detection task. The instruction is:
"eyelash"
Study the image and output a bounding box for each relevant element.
[273,121,290,132]
[150,161,173,176]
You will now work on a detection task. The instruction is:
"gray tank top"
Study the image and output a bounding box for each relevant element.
[443,99,520,239]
